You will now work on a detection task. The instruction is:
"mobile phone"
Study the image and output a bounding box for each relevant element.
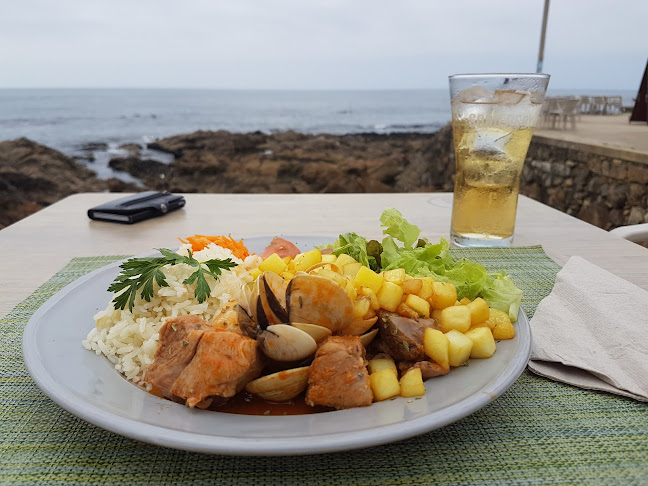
[88,191,186,224]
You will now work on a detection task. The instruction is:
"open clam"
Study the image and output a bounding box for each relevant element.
[245,366,310,402]
[291,322,332,345]
[359,328,379,348]
[257,324,318,362]
[286,274,353,332]
[341,316,378,337]
[258,271,289,324]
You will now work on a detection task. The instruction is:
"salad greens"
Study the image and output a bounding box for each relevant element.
[325,208,523,321]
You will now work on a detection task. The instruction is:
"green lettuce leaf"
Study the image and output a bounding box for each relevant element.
[380,208,421,249]
[325,208,523,322]
[479,272,523,322]
[328,232,379,272]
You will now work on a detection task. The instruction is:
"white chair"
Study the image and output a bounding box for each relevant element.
[610,223,648,243]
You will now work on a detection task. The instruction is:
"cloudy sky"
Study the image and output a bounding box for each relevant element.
[1,0,645,90]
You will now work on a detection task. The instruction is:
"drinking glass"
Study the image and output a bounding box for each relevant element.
[449,73,550,247]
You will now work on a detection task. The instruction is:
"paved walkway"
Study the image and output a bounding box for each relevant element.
[535,114,648,155]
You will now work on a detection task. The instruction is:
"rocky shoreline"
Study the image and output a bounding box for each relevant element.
[0,128,454,229]
[2,126,647,233]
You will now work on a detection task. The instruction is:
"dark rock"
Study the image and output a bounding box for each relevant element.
[80,142,108,152]
[577,201,609,228]
[0,138,111,229]
[119,143,142,157]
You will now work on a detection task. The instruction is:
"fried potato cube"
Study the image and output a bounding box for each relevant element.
[258,253,287,274]
[431,309,443,322]
[429,282,458,310]
[343,261,363,277]
[439,305,471,333]
[377,281,404,312]
[417,278,435,300]
[368,358,397,376]
[464,327,496,358]
[335,253,358,267]
[467,297,490,325]
[405,294,430,318]
[358,287,380,311]
[458,297,471,305]
[354,266,384,294]
[484,308,510,330]
[383,268,406,285]
[345,277,357,301]
[397,302,419,319]
[446,330,473,367]
[280,270,295,281]
[423,328,449,370]
[369,369,401,401]
[400,368,425,398]
[321,254,337,263]
[353,296,371,319]
[492,319,516,340]
[402,278,423,294]
[293,249,322,272]
[317,268,346,287]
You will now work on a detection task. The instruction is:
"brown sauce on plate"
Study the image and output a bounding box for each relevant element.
[210,392,332,416]
[148,385,331,415]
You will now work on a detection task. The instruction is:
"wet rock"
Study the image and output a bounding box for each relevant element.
[80,142,108,152]
[119,143,142,157]
[627,206,645,225]
[0,138,113,229]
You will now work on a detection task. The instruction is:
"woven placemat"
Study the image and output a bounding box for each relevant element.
[1,248,647,485]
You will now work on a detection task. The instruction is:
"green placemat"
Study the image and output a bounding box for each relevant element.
[1,248,647,485]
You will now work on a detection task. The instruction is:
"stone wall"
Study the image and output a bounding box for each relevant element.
[418,125,648,231]
[521,136,648,230]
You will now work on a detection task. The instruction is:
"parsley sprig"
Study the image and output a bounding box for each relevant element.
[108,248,237,311]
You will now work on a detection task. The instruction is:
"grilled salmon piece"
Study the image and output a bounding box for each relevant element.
[306,336,372,410]
[144,315,212,400]
[171,330,263,409]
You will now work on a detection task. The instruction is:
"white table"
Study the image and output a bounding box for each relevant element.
[2,192,647,318]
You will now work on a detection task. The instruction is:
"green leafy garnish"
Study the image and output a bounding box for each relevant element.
[324,208,524,322]
[108,248,236,311]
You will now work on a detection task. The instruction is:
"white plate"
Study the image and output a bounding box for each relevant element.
[22,236,531,456]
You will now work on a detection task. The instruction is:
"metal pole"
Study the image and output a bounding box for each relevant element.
[537,0,550,73]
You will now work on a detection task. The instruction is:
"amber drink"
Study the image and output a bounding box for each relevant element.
[449,74,549,247]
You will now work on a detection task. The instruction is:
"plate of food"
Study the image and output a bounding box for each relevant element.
[22,209,531,456]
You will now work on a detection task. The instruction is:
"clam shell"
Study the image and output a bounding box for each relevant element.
[341,316,378,336]
[305,262,343,274]
[291,322,332,345]
[359,328,379,348]
[260,271,289,324]
[286,274,354,332]
[237,305,260,339]
[245,366,310,402]
[257,324,318,362]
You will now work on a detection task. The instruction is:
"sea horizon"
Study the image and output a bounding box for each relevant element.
[0,87,637,182]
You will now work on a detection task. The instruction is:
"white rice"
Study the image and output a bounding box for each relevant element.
[82,243,261,381]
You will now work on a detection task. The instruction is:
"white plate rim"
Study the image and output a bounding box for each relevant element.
[22,236,532,456]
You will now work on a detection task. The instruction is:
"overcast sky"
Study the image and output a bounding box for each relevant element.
[1,0,645,90]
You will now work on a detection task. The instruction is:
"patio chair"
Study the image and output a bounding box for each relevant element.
[610,223,648,243]
[605,96,623,114]
[545,97,580,129]
[541,97,560,128]
[579,96,591,114]
[591,96,607,114]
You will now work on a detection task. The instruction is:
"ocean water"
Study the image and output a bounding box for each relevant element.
[0,89,452,155]
[0,87,635,183]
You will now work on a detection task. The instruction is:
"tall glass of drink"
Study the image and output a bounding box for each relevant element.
[449,73,550,247]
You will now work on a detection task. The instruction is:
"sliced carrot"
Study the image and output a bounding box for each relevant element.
[179,234,250,260]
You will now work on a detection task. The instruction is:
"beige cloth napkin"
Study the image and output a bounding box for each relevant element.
[528,256,648,402]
